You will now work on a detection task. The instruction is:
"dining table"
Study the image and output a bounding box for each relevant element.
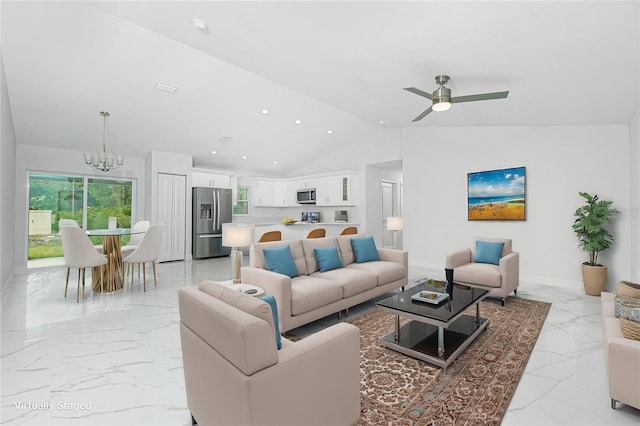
[86,228,145,292]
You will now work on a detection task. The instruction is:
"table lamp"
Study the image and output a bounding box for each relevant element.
[386,216,405,250]
[222,226,252,284]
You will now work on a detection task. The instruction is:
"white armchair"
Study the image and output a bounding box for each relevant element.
[178,281,361,426]
[445,237,519,306]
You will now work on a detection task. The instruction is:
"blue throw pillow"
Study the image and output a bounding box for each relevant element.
[259,295,282,350]
[263,245,299,278]
[351,236,380,263]
[314,247,344,272]
[474,241,505,266]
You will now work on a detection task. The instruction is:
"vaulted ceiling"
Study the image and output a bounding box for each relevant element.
[2,1,638,177]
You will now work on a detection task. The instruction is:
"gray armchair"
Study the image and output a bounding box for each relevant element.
[445,237,519,306]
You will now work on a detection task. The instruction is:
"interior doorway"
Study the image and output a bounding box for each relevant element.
[381,181,395,248]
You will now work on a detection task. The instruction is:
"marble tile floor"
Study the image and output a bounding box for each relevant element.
[1,257,638,425]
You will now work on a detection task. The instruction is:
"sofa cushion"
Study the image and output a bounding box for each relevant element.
[250,239,308,276]
[453,263,502,288]
[259,295,282,349]
[336,234,364,266]
[314,247,344,272]
[263,245,300,278]
[351,236,380,263]
[301,237,339,273]
[312,267,377,297]
[474,240,505,265]
[614,295,640,340]
[346,261,406,286]
[471,237,512,259]
[290,276,343,315]
[616,281,640,299]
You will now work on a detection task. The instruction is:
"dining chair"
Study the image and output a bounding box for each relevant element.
[340,226,358,235]
[120,220,151,257]
[60,226,108,302]
[122,225,163,292]
[257,230,282,242]
[306,228,326,239]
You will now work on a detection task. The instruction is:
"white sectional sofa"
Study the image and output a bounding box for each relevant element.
[241,234,408,333]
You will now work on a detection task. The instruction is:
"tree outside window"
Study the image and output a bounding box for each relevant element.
[233,186,249,215]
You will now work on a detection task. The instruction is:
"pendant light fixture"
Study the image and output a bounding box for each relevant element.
[84,111,124,172]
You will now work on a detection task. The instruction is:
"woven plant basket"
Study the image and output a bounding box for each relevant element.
[620,318,640,341]
[582,264,607,296]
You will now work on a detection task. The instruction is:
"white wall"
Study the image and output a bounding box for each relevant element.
[14,144,146,273]
[1,49,17,294]
[403,125,631,291]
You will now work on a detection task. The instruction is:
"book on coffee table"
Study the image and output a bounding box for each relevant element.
[411,290,449,304]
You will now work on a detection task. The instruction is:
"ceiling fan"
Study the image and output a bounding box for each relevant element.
[404,75,509,122]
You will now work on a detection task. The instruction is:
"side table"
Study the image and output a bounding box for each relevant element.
[217,280,265,297]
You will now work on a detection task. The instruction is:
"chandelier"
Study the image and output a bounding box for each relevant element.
[83,111,124,172]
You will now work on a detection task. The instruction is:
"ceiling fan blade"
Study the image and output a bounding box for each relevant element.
[451,91,509,104]
[412,106,433,122]
[404,87,434,100]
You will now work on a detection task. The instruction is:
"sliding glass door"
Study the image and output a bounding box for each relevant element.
[27,172,135,264]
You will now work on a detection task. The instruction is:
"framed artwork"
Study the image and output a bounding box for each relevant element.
[467,166,526,221]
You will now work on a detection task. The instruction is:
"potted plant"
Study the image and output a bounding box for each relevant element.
[572,192,619,295]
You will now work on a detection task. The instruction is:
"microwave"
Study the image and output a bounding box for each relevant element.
[296,188,316,204]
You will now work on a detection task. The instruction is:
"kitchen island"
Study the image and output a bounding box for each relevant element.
[223,222,360,244]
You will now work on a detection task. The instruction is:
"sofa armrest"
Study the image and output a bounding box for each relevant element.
[250,323,361,425]
[241,266,292,332]
[608,337,640,409]
[378,248,408,268]
[446,249,472,269]
[499,252,519,291]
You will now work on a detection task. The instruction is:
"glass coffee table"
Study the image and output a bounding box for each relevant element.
[376,279,489,370]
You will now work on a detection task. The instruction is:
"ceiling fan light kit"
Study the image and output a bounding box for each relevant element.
[405,75,509,121]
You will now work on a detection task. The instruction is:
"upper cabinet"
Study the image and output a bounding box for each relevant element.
[316,174,353,206]
[192,171,231,188]
[253,172,356,207]
[254,179,292,207]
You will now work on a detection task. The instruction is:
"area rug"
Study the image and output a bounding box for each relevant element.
[349,297,551,425]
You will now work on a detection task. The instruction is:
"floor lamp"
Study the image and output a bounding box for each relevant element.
[386,217,405,250]
[222,226,252,284]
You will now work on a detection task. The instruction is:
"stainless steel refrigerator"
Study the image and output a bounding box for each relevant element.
[192,187,233,259]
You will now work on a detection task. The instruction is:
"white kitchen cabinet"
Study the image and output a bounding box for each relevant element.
[192,171,230,188]
[316,175,352,206]
[254,180,290,207]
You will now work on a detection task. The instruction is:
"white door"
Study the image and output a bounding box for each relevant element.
[381,181,394,248]
[158,173,186,262]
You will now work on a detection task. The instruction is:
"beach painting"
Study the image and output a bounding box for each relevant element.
[468,166,526,221]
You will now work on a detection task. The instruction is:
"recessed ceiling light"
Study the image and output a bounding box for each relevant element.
[210,150,218,155]
[241,155,248,159]
[192,19,208,31]
[261,109,270,115]
[378,120,385,125]
[294,119,303,125]
[327,130,334,134]
[273,160,279,165]
[154,81,177,94]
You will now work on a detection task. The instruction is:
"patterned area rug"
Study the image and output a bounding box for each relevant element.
[350,297,551,425]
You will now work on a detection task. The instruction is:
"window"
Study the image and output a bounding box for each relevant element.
[27,172,135,263]
[233,185,249,215]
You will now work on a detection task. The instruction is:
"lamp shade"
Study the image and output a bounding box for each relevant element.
[386,217,405,231]
[222,226,251,248]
